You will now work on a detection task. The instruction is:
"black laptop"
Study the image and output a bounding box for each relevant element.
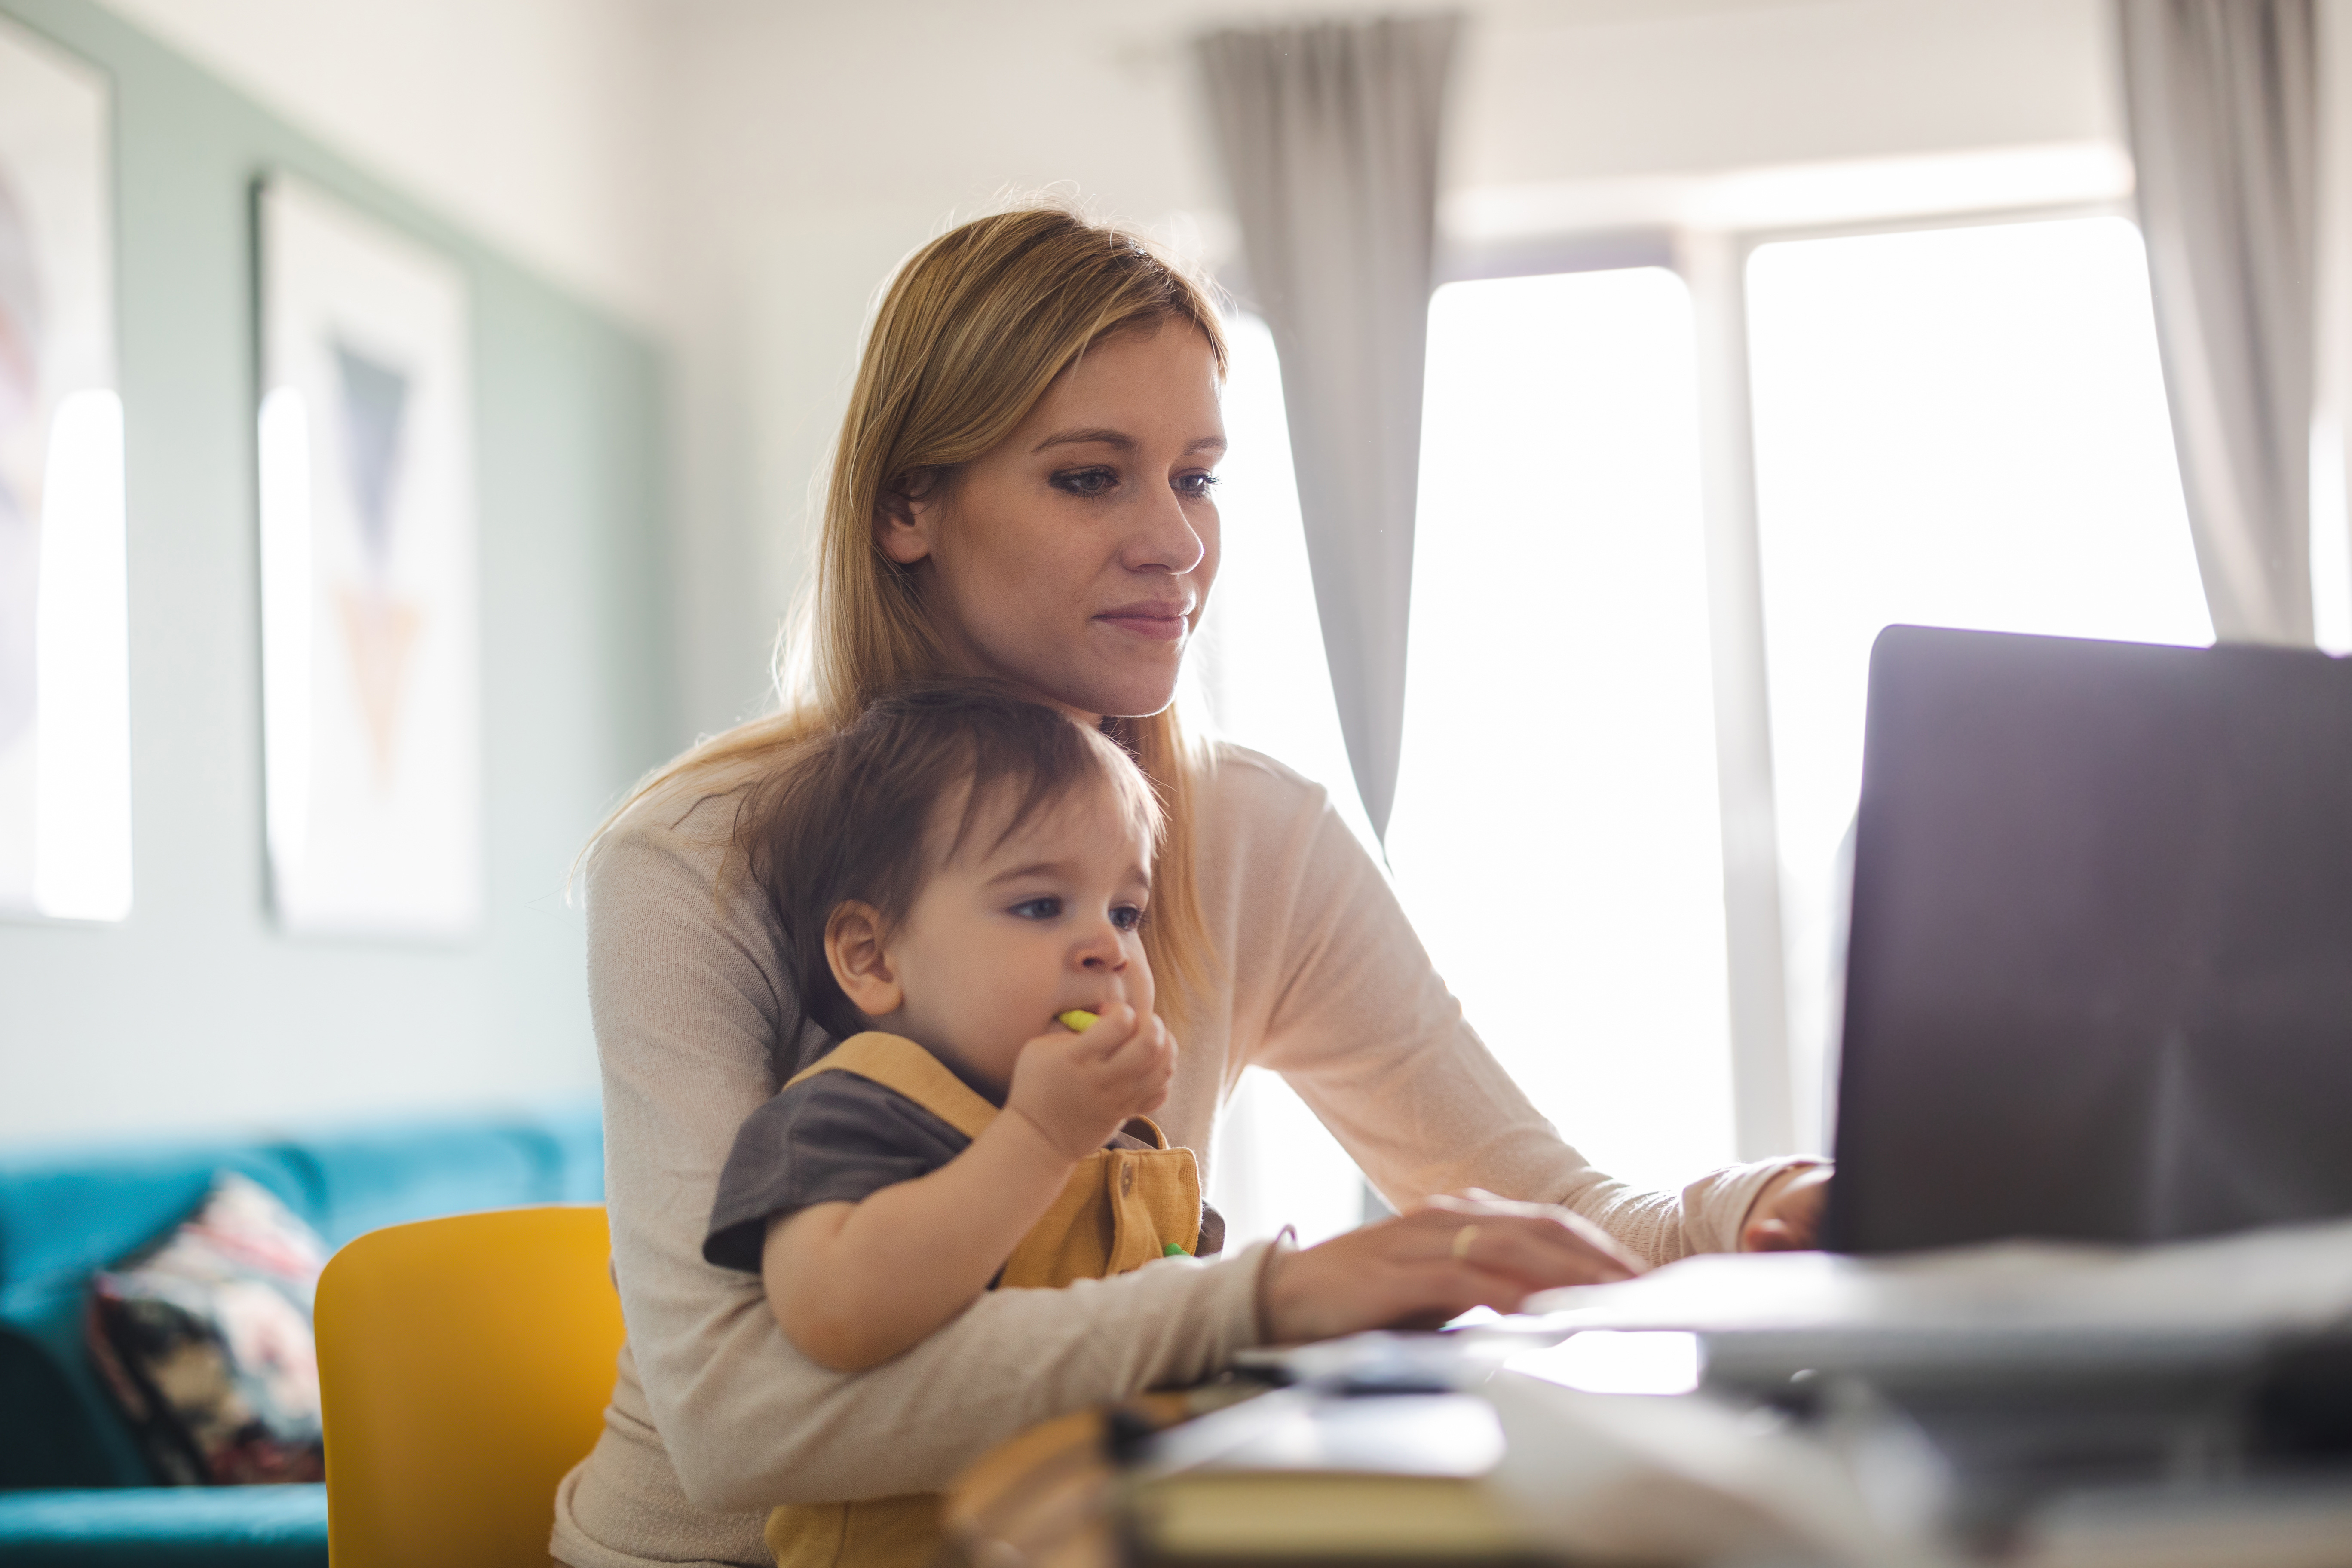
[1826,625,2352,1254]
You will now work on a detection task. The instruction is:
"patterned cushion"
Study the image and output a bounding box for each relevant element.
[83,1173,328,1485]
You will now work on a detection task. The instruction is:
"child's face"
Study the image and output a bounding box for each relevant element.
[860,775,1155,1096]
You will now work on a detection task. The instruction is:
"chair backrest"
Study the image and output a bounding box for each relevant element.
[315,1205,622,1568]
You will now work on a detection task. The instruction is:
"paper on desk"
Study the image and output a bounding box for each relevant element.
[1520,1216,2352,1339]
[1482,1371,1960,1568]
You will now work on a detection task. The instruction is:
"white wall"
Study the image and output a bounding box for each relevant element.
[91,0,678,331]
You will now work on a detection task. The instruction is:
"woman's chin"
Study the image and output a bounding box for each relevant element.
[1013,646,1183,722]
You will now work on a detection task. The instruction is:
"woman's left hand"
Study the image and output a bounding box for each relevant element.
[1739,1164,1832,1251]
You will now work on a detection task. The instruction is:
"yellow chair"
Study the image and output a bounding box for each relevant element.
[315,1205,623,1568]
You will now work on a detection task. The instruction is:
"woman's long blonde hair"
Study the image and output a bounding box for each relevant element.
[602,203,1227,1025]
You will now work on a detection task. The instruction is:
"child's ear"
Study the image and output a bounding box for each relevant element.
[825,901,903,1019]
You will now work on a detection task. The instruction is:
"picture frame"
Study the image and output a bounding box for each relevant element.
[0,15,129,923]
[255,174,481,939]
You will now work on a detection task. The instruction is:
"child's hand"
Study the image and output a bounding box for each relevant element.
[1004,1002,1175,1161]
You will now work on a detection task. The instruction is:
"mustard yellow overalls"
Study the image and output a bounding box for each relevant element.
[763,1031,1205,1568]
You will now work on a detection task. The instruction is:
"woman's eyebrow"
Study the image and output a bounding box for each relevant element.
[1029,429,1229,456]
[1032,427,1133,453]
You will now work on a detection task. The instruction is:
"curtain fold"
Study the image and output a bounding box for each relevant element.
[1197,15,1460,839]
[2119,0,2319,646]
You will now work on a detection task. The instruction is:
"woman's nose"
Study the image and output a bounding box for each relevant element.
[1123,484,1207,576]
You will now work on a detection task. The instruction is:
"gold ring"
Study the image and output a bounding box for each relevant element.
[1451,1224,1480,1259]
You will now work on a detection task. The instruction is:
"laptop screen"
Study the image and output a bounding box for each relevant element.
[1827,626,2352,1253]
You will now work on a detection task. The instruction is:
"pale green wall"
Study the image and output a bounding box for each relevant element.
[0,0,674,1143]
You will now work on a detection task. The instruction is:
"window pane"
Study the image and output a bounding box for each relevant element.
[1194,312,1378,1244]
[1746,216,2213,1148]
[1191,313,1379,852]
[1389,270,1736,1196]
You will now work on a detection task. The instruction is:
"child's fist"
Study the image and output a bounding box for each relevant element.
[1006,1002,1176,1161]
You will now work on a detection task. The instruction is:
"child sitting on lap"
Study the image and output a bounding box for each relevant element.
[700,681,1223,1568]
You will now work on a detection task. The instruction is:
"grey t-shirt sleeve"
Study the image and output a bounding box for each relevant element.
[702,1071,972,1272]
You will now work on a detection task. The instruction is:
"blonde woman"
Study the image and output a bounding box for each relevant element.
[552,205,1828,1568]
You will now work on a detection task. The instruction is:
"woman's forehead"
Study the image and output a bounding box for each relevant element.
[1021,322,1222,434]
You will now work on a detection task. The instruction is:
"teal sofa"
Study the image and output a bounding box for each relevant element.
[0,1108,604,1566]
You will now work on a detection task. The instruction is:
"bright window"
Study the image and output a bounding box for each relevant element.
[1745,215,2214,1146]
[1388,270,1736,1196]
[1194,314,1378,1247]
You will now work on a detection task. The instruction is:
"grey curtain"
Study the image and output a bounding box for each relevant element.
[1197,15,1460,839]
[2120,0,2320,645]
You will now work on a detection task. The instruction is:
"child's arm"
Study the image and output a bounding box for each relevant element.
[762,1003,1174,1371]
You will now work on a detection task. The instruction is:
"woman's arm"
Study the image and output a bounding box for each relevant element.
[588,800,1267,1511]
[1210,752,1818,1264]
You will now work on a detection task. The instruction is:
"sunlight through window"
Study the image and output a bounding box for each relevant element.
[1196,312,1381,1245]
[1389,270,1736,1197]
[1746,216,2214,1148]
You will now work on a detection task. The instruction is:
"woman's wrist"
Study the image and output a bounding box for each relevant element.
[1249,1226,1299,1345]
[1736,1161,1832,1252]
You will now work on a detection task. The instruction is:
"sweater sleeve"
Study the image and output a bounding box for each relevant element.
[1216,753,1809,1265]
[585,793,1268,1512]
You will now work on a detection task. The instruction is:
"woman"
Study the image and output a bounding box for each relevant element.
[552,205,1828,1568]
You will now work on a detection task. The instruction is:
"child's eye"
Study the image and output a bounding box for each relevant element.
[1110,904,1145,932]
[1009,897,1062,921]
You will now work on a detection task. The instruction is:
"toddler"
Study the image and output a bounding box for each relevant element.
[700,682,1223,1566]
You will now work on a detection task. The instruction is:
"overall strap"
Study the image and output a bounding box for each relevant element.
[784,1032,1000,1143]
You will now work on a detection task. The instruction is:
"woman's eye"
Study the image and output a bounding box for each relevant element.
[1110,904,1145,932]
[1050,467,1118,498]
[1009,897,1062,921]
[1174,470,1220,499]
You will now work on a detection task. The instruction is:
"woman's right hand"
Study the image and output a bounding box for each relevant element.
[1256,1189,1645,1344]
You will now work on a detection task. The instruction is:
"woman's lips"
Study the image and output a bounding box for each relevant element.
[1095,603,1191,642]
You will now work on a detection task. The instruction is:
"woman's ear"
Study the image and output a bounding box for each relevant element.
[825,901,903,1019]
[876,470,941,565]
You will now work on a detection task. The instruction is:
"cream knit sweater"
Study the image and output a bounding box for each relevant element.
[551,745,1803,1568]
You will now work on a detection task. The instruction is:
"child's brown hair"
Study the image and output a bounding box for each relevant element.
[740,681,1164,1049]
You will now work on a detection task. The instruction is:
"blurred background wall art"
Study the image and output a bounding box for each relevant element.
[0,14,127,927]
[258,176,482,940]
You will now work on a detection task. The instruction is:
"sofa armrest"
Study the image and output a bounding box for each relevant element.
[0,1485,327,1568]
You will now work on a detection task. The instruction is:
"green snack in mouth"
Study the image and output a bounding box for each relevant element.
[1057,1008,1099,1033]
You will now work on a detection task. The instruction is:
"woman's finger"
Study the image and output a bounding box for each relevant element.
[1409,1191,1646,1277]
[1259,1207,1644,1344]
[1433,1215,1636,1288]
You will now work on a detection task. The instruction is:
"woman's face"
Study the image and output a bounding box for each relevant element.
[880,321,1225,721]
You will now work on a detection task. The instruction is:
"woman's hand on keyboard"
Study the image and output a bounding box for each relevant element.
[1255,1189,1644,1342]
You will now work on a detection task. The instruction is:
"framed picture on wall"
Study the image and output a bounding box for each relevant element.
[0,15,130,923]
[256,174,481,939]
